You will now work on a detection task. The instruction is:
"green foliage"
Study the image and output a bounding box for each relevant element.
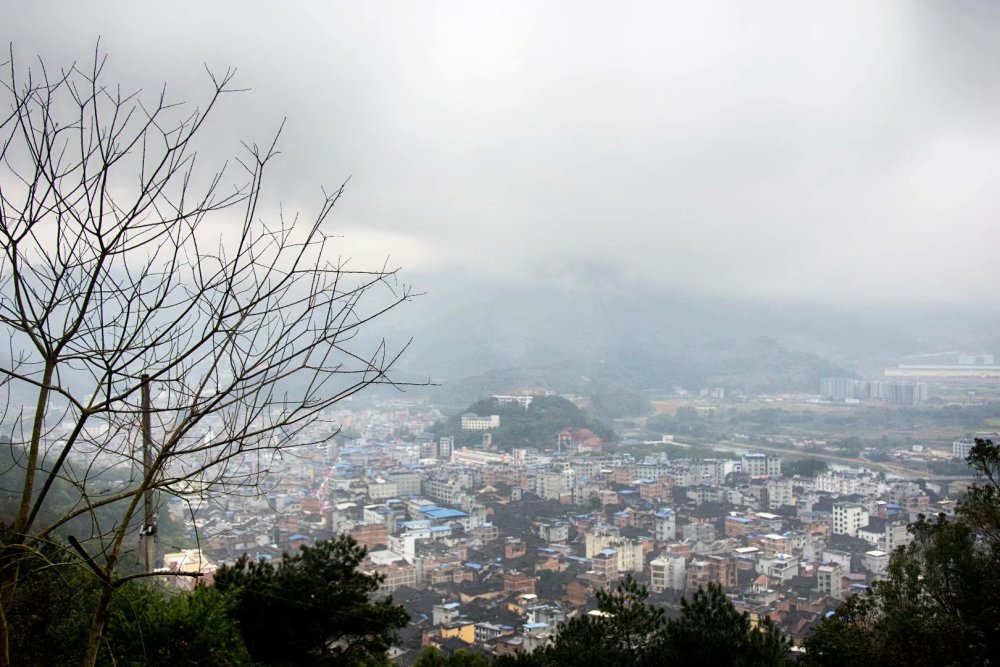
[103,584,250,667]
[213,535,409,666]
[781,458,828,478]
[521,577,791,667]
[5,545,247,667]
[437,396,615,450]
[804,438,1000,667]
[6,546,97,666]
[414,647,491,667]
[665,583,790,666]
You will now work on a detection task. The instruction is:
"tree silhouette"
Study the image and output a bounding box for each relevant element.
[0,46,414,666]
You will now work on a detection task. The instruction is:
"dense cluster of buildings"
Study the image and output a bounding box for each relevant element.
[170,400,967,662]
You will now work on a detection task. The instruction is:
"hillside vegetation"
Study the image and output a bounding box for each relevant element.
[433,396,614,450]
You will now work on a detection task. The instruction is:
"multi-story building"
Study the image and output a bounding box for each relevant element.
[536,521,570,543]
[534,471,565,500]
[953,438,976,460]
[615,539,646,574]
[816,563,844,598]
[437,436,454,460]
[423,478,464,505]
[504,537,527,559]
[450,448,510,466]
[504,570,536,596]
[493,394,534,409]
[461,413,500,430]
[370,561,417,595]
[832,503,869,537]
[695,459,729,485]
[757,553,799,582]
[366,480,398,500]
[649,553,687,593]
[475,622,513,644]
[584,525,620,558]
[591,549,620,583]
[682,521,716,543]
[386,470,422,497]
[767,478,794,509]
[349,523,389,550]
[653,509,676,542]
[686,555,735,593]
[741,453,781,478]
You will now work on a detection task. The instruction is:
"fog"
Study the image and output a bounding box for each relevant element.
[6,1,1000,306]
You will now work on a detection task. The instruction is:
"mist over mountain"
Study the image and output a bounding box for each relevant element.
[383,271,1000,401]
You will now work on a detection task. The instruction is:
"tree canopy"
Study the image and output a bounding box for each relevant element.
[213,536,409,666]
[500,576,792,667]
[804,438,1000,666]
[437,396,614,450]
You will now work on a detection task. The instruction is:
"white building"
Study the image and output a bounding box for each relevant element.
[758,553,799,582]
[766,478,794,509]
[650,553,687,593]
[461,413,500,430]
[584,526,620,559]
[653,509,676,542]
[366,480,398,500]
[614,539,645,574]
[832,503,869,537]
[493,394,534,409]
[450,448,510,466]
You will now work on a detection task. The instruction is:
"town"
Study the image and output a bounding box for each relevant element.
[160,390,983,662]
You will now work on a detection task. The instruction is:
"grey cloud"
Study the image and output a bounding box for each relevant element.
[5,1,1000,303]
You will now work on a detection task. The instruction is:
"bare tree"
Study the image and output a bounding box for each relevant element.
[0,47,415,666]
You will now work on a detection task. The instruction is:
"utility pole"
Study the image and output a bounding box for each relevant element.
[140,374,156,579]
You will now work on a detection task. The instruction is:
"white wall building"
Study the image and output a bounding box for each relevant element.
[650,554,687,593]
[832,503,869,537]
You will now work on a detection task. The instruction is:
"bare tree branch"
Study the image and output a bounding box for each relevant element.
[0,46,421,667]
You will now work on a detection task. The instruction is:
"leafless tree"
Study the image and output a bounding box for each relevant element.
[0,47,415,666]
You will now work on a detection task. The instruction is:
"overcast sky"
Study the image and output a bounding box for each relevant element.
[5,1,1000,304]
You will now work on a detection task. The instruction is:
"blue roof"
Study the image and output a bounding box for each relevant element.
[422,508,468,520]
[465,562,482,570]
